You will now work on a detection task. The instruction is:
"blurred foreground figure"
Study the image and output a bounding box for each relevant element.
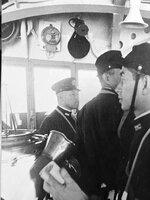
[40,163,88,200]
[117,42,150,200]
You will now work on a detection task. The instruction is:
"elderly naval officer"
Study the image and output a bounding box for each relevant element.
[38,77,79,138]
[30,77,80,200]
[40,50,124,200]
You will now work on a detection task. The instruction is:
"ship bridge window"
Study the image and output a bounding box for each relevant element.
[78,69,101,108]
[2,65,27,130]
[34,66,71,114]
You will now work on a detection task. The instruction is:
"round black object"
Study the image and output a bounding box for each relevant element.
[68,32,90,59]
[2,21,20,44]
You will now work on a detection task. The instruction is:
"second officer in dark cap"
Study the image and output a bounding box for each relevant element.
[30,77,80,200]
[76,50,123,199]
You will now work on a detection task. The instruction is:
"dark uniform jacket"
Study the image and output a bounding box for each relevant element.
[77,88,123,196]
[30,106,78,200]
[117,111,135,196]
[128,112,150,200]
[38,106,77,141]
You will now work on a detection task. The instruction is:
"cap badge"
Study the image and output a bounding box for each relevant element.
[138,65,143,71]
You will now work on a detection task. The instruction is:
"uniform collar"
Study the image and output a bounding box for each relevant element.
[57,106,72,117]
[101,87,118,95]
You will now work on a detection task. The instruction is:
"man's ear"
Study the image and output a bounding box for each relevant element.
[102,73,109,82]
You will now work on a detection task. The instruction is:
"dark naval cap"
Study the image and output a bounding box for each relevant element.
[51,77,79,94]
[124,42,150,75]
[95,50,123,74]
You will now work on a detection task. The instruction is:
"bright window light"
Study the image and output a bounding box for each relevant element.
[2,65,27,127]
[78,69,101,108]
[34,67,71,113]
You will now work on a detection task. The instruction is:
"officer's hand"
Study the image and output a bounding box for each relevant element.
[40,162,88,200]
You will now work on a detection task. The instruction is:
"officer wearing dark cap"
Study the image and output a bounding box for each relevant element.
[117,42,150,200]
[30,77,80,200]
[75,50,123,199]
[95,50,124,75]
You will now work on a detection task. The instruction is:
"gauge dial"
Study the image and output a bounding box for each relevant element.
[41,24,61,45]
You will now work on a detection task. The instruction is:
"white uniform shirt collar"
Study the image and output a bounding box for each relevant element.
[58,105,72,112]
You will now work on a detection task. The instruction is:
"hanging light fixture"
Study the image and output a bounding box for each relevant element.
[120,0,148,29]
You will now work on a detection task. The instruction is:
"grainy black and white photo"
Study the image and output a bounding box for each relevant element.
[1,0,150,200]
